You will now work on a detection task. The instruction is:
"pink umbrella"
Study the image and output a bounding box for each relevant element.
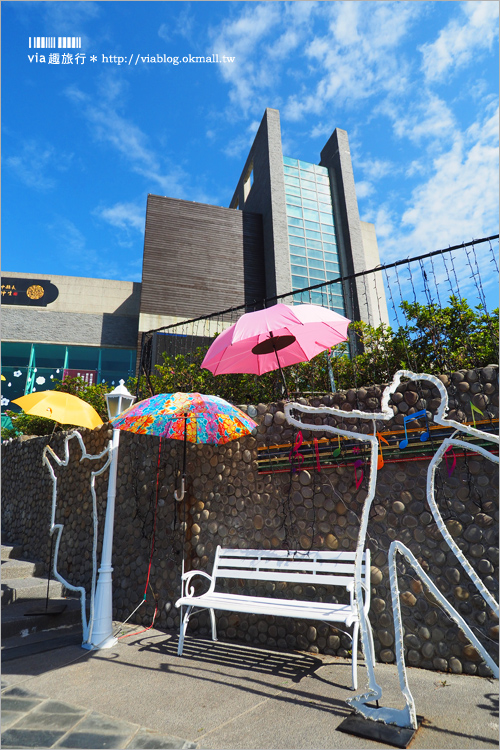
[201,303,350,396]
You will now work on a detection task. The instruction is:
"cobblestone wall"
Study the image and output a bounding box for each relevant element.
[2,367,498,676]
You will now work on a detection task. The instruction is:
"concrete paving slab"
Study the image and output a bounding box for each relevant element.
[1,626,498,749]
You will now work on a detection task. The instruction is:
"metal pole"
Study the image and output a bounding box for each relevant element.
[82,428,120,650]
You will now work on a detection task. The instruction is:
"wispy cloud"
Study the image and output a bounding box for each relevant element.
[5,140,73,190]
[47,215,142,281]
[420,1,499,83]
[65,82,189,197]
[376,106,499,261]
[94,200,145,233]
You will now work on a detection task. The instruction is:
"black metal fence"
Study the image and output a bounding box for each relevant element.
[137,235,499,397]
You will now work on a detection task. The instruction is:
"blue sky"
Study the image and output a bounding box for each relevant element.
[2,1,499,310]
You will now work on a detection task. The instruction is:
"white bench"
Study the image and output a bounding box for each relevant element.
[175,546,373,690]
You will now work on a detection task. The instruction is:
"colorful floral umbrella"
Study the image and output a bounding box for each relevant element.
[111,392,257,444]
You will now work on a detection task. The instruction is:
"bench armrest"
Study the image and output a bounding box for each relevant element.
[181,569,214,599]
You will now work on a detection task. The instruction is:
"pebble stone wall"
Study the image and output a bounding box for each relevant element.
[2,366,498,677]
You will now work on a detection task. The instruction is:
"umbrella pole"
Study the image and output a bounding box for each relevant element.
[270,334,290,400]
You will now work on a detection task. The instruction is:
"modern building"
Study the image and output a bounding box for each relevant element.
[2,108,388,412]
[1,273,140,410]
[140,108,387,342]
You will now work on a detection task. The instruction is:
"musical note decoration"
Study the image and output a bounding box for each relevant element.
[399,410,430,449]
[471,402,484,429]
[289,430,305,472]
[354,459,364,489]
[377,432,390,470]
[444,445,457,477]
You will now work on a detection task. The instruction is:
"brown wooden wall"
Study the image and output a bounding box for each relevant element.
[140,195,266,320]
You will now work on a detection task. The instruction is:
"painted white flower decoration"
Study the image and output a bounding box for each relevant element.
[1,396,10,406]
[14,370,22,378]
[36,376,46,385]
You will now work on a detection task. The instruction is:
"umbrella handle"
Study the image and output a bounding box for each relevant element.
[174,477,185,502]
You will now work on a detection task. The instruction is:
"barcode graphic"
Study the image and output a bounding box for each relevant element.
[28,37,81,48]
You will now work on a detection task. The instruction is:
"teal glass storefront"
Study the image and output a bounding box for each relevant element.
[283,156,346,315]
[1,342,136,414]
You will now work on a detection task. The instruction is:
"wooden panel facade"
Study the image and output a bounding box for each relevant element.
[140,195,266,321]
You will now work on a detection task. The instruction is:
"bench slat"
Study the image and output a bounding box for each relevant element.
[214,558,363,575]
[177,592,356,623]
[214,568,360,587]
[218,548,358,561]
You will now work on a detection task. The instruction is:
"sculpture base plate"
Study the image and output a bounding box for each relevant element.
[81,635,118,651]
[337,713,421,748]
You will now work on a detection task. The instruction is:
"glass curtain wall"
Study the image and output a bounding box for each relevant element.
[284,156,346,315]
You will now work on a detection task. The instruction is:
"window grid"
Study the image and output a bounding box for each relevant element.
[283,157,345,315]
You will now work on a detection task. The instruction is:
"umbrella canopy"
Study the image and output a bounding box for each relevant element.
[13,391,103,430]
[111,392,257,445]
[201,303,350,376]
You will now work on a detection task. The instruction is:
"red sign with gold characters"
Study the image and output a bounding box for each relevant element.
[63,369,98,386]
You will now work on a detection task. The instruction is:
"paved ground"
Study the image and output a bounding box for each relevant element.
[1,626,498,749]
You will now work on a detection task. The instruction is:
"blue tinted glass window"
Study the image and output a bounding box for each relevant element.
[284,156,298,167]
[290,245,306,257]
[305,229,321,241]
[286,205,303,218]
[316,183,331,194]
[298,161,315,172]
[292,275,308,287]
[308,258,325,269]
[325,262,340,273]
[311,292,325,305]
[303,209,319,221]
[291,254,306,266]
[315,175,330,186]
[314,165,329,175]
[302,198,319,211]
[304,220,320,230]
[288,217,304,227]
[318,192,332,205]
[322,228,336,238]
[285,185,300,197]
[284,166,299,176]
[323,242,337,253]
[300,177,316,190]
[291,264,308,276]
[319,213,334,226]
[285,175,300,187]
[286,195,302,207]
[306,239,322,250]
[309,268,326,280]
[301,188,318,201]
[290,236,306,247]
[307,248,323,260]
[288,228,305,240]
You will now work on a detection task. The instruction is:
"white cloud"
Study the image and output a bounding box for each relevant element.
[357,158,394,181]
[65,84,189,197]
[378,106,499,261]
[355,181,374,199]
[391,94,457,146]
[94,201,145,233]
[5,140,73,190]
[283,1,421,122]
[420,1,499,83]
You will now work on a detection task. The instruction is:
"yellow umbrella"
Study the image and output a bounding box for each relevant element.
[13,391,103,430]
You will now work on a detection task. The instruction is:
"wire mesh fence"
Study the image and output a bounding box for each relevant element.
[137,235,499,401]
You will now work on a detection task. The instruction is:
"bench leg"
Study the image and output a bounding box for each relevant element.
[177,605,192,656]
[351,621,359,691]
[209,608,218,642]
[366,617,376,670]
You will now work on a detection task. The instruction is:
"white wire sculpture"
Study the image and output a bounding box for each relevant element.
[285,370,499,729]
[43,431,111,644]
